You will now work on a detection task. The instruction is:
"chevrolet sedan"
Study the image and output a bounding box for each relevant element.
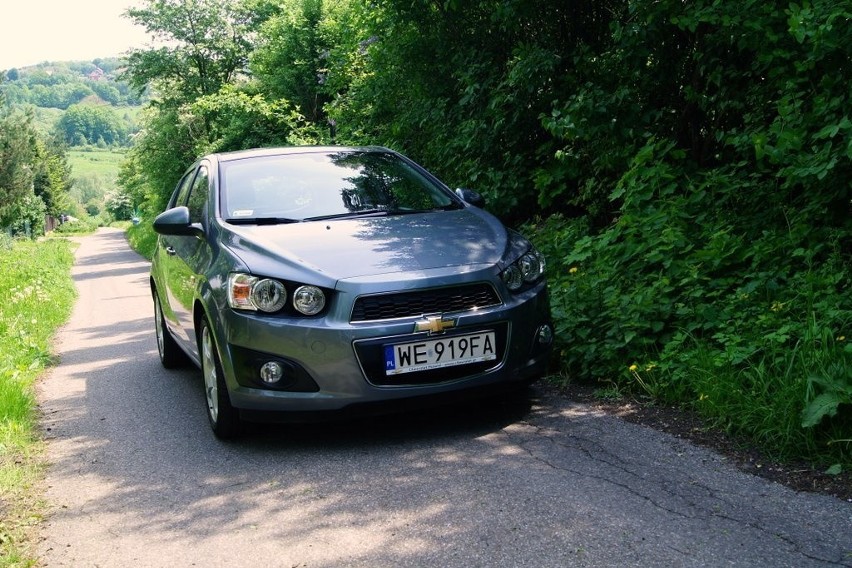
[151,146,552,437]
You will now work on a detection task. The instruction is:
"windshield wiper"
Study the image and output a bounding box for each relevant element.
[225,217,302,225]
[303,209,389,221]
[389,207,452,215]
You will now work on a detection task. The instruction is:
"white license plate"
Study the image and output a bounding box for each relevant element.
[384,331,497,375]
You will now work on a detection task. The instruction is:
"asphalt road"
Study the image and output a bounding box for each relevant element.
[38,228,851,567]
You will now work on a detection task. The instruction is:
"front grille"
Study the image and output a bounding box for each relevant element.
[350,283,501,322]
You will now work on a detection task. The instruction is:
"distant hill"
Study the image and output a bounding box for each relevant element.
[2,58,146,149]
[1,58,144,110]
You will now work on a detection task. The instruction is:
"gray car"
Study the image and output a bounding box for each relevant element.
[150,146,552,437]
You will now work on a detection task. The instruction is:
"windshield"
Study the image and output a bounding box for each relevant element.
[220,150,458,222]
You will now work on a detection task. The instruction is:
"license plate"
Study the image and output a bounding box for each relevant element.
[384,331,497,375]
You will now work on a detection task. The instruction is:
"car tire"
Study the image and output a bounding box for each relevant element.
[154,291,187,368]
[199,316,242,439]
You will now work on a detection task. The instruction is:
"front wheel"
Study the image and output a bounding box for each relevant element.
[200,316,242,439]
[154,291,187,368]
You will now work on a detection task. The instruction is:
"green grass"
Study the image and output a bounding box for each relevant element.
[66,148,126,179]
[627,324,852,469]
[126,218,157,260]
[0,237,76,567]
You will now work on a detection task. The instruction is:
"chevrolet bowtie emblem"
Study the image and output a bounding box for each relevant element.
[414,315,456,334]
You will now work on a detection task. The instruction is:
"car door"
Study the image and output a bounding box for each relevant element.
[159,163,213,354]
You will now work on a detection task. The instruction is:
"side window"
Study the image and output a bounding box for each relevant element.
[171,170,195,208]
[186,166,210,224]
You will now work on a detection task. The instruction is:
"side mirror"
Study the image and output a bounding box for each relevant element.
[455,188,486,208]
[153,206,202,236]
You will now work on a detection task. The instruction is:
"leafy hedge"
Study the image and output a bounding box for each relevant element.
[530,140,851,463]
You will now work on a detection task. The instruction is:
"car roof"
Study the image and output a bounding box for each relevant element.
[209,146,393,163]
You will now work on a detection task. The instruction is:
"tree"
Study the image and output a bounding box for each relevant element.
[120,0,289,207]
[123,0,259,104]
[251,0,330,123]
[302,0,620,221]
[56,104,128,146]
[32,139,73,217]
[0,104,38,222]
[104,187,135,220]
[0,101,70,235]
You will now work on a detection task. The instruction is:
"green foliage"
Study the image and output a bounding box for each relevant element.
[52,215,100,235]
[0,238,75,566]
[533,139,850,464]
[2,193,46,238]
[126,219,158,260]
[104,187,135,220]
[0,105,38,220]
[190,85,319,153]
[121,0,287,208]
[0,103,72,236]
[123,0,260,102]
[251,0,331,123]
[32,139,73,217]
[56,104,129,147]
[123,104,205,211]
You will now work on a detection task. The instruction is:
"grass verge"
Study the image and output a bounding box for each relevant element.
[0,237,76,567]
[126,218,157,260]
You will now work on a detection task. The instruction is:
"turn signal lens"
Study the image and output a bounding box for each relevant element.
[228,273,257,310]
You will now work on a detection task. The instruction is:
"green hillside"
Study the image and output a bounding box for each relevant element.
[67,148,126,178]
[2,59,143,219]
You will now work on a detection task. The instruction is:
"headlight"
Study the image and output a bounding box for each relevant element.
[293,285,326,315]
[228,274,287,312]
[252,279,287,312]
[501,265,524,291]
[228,273,327,315]
[520,249,546,282]
[501,247,545,292]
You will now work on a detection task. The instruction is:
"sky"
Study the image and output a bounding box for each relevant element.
[0,0,151,70]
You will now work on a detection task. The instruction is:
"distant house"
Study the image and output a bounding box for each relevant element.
[87,67,105,81]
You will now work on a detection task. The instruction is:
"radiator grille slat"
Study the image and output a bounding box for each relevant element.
[351,283,501,322]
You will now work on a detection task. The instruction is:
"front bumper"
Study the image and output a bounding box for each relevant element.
[215,276,552,417]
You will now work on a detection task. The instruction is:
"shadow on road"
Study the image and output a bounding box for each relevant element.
[39,228,852,568]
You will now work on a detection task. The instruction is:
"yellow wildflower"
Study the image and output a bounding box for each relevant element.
[569,267,578,274]
[628,364,638,372]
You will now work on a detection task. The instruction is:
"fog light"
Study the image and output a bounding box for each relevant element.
[537,324,553,345]
[259,361,285,384]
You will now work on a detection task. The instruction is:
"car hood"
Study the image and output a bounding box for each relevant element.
[222,209,508,283]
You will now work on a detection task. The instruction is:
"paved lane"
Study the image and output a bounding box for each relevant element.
[38,228,851,567]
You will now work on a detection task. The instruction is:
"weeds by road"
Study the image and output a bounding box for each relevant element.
[0,236,75,567]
